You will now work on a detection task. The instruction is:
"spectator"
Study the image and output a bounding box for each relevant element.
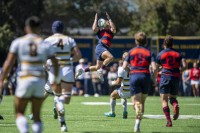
[189,62,200,97]
[92,71,102,97]
[84,62,94,97]
[182,62,192,96]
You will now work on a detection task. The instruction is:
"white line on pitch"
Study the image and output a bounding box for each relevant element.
[81,102,200,106]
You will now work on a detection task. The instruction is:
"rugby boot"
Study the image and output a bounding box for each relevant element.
[166,121,172,127]
[0,115,4,120]
[61,122,68,132]
[173,104,179,120]
[123,111,128,119]
[104,112,116,117]
[75,68,84,79]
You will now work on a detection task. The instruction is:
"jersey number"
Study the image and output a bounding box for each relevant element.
[167,56,174,66]
[29,42,37,56]
[57,39,64,50]
[136,53,144,64]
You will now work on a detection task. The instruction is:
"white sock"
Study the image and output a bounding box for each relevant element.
[16,116,29,133]
[134,119,141,130]
[121,98,127,112]
[32,121,42,133]
[110,99,116,113]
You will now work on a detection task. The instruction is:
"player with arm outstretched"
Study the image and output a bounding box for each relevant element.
[104,52,130,119]
[0,16,59,133]
[75,12,116,82]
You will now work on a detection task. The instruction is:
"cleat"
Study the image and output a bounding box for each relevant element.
[123,111,128,119]
[29,114,33,120]
[0,115,4,120]
[173,104,179,120]
[97,69,104,82]
[94,93,99,97]
[61,124,68,132]
[166,121,172,127]
[75,68,84,79]
[134,128,140,133]
[60,122,68,132]
[104,112,116,117]
[53,107,58,119]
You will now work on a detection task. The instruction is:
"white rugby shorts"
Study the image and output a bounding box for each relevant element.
[48,66,75,84]
[15,77,45,98]
[117,87,131,99]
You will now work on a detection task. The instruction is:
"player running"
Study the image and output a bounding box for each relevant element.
[75,12,116,82]
[155,36,186,127]
[122,32,156,132]
[0,16,59,133]
[104,52,130,119]
[44,20,81,132]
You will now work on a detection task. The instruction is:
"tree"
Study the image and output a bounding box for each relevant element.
[129,0,200,36]
[42,0,136,34]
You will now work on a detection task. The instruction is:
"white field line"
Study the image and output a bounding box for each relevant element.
[1,114,200,120]
[81,102,200,106]
[81,102,133,105]
[143,115,200,119]
[1,115,200,120]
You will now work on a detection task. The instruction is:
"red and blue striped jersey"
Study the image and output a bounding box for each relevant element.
[96,29,114,47]
[156,48,182,77]
[126,46,155,74]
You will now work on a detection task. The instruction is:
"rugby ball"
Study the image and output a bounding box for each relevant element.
[98,18,106,28]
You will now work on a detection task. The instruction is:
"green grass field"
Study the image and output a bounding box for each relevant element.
[0,96,200,133]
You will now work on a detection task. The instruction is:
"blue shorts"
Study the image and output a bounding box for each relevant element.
[130,73,150,96]
[159,75,179,95]
[95,44,111,61]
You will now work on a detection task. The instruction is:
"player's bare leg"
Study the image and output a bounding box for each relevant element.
[160,94,172,127]
[76,51,113,82]
[15,97,29,133]
[54,81,73,132]
[132,93,143,132]
[104,90,120,117]
[31,97,44,133]
[51,83,67,132]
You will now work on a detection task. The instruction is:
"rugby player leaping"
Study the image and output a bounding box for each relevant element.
[75,12,116,82]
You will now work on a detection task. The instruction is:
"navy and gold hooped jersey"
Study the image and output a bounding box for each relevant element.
[156,48,182,77]
[44,33,77,66]
[126,46,155,74]
[96,29,114,47]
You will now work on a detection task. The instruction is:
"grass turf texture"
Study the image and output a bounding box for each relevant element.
[0,96,200,133]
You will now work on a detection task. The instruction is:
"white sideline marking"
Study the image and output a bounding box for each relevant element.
[81,102,133,105]
[0,124,16,126]
[81,102,200,106]
[143,115,200,119]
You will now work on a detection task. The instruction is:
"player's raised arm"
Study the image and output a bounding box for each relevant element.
[106,12,116,33]
[92,13,99,33]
